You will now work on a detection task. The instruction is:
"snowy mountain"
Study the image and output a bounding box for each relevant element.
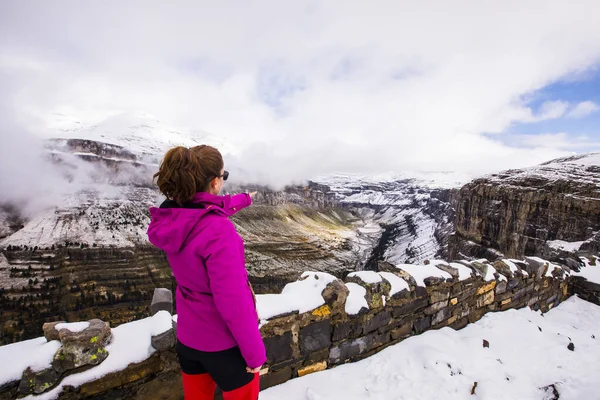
[0,187,156,248]
[44,111,237,158]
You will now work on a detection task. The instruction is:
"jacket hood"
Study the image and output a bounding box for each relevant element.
[147,192,251,253]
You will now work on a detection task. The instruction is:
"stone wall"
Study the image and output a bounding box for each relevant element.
[257,258,572,390]
[4,256,598,400]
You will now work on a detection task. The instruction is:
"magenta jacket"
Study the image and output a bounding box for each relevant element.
[147,192,266,369]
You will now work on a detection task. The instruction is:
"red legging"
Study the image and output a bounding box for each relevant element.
[182,372,260,400]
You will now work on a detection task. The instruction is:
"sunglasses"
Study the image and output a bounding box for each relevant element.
[217,170,229,181]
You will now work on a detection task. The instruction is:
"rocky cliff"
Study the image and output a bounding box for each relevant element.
[450,153,600,261]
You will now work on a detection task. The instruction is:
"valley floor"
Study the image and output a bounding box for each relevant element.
[262,296,600,400]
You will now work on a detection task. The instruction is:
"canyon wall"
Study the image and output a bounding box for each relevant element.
[451,154,600,260]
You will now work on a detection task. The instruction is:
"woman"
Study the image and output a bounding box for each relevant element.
[147,145,266,400]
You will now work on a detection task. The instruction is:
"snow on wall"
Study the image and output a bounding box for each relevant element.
[256,272,337,321]
[345,282,369,315]
[347,271,382,284]
[394,263,453,287]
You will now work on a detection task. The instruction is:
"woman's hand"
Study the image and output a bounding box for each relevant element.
[249,191,257,198]
[246,366,262,374]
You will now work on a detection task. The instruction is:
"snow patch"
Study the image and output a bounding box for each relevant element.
[448,262,474,281]
[151,310,173,336]
[574,257,600,284]
[345,283,368,315]
[527,256,549,264]
[486,264,506,282]
[395,264,452,287]
[545,262,567,278]
[347,271,382,284]
[378,272,410,296]
[501,259,520,274]
[0,338,61,386]
[55,322,90,333]
[547,239,585,252]
[509,259,530,277]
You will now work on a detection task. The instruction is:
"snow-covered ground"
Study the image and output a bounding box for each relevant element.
[574,257,600,284]
[262,296,600,400]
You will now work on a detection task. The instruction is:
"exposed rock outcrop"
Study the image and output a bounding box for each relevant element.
[52,319,112,374]
[451,153,600,260]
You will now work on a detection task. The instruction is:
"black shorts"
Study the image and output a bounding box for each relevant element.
[176,341,255,392]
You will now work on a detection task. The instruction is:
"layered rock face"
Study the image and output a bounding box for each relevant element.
[451,153,600,260]
[0,246,174,345]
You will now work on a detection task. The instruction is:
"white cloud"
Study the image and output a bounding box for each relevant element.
[1,0,600,189]
[517,100,570,123]
[536,100,570,120]
[567,100,600,118]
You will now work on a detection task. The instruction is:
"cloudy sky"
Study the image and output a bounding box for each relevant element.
[1,0,600,185]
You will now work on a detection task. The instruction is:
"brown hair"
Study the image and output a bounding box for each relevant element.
[153,145,223,204]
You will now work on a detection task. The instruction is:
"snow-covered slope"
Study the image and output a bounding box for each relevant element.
[45,111,237,158]
[0,187,157,248]
[484,152,600,190]
[315,171,471,191]
[262,296,600,400]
